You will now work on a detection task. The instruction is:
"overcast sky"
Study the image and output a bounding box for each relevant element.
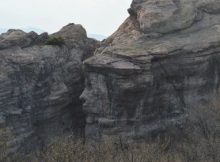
[0,0,131,36]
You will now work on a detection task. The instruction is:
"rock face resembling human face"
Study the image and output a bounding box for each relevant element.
[80,72,111,139]
[80,73,110,118]
[80,67,152,140]
[81,52,190,141]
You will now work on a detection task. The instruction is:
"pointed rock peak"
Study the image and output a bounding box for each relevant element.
[53,23,87,40]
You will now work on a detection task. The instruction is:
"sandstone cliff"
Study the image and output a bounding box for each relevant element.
[1,0,220,154]
[81,0,220,141]
[0,23,97,152]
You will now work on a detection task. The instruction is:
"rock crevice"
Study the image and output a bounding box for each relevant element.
[0,23,98,152]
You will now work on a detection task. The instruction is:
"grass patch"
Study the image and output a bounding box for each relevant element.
[45,36,65,46]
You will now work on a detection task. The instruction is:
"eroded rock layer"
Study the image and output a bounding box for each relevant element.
[0,23,97,152]
[82,0,220,141]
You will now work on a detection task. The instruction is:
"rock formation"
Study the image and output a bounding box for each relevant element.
[81,0,220,141]
[0,23,97,152]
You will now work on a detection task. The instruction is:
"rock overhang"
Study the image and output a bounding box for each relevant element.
[81,0,220,141]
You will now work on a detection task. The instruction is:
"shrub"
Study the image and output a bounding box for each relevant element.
[45,36,65,46]
[7,99,220,162]
[24,100,219,162]
[26,137,182,162]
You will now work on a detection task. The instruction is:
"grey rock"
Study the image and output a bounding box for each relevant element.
[0,24,97,153]
[82,0,220,141]
[0,30,38,49]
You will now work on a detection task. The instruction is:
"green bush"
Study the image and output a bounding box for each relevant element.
[45,36,65,46]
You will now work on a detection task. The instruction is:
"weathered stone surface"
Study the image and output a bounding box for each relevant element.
[82,0,220,141]
[0,24,97,152]
[0,30,39,49]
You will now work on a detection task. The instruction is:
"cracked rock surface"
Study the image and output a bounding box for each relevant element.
[82,0,220,141]
[0,23,97,152]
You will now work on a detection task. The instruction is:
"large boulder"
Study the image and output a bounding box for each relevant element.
[0,23,98,152]
[82,0,220,141]
[0,30,39,49]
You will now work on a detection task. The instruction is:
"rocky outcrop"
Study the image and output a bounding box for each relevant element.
[0,23,97,152]
[81,0,220,141]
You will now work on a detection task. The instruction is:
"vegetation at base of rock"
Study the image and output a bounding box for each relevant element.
[45,36,65,46]
[4,101,220,162]
[0,128,12,162]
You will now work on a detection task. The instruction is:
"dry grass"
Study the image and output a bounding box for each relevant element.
[24,138,183,162]
[23,134,219,162]
[2,100,220,162]
[0,127,12,162]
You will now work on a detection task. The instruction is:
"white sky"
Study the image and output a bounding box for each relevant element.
[0,0,132,36]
